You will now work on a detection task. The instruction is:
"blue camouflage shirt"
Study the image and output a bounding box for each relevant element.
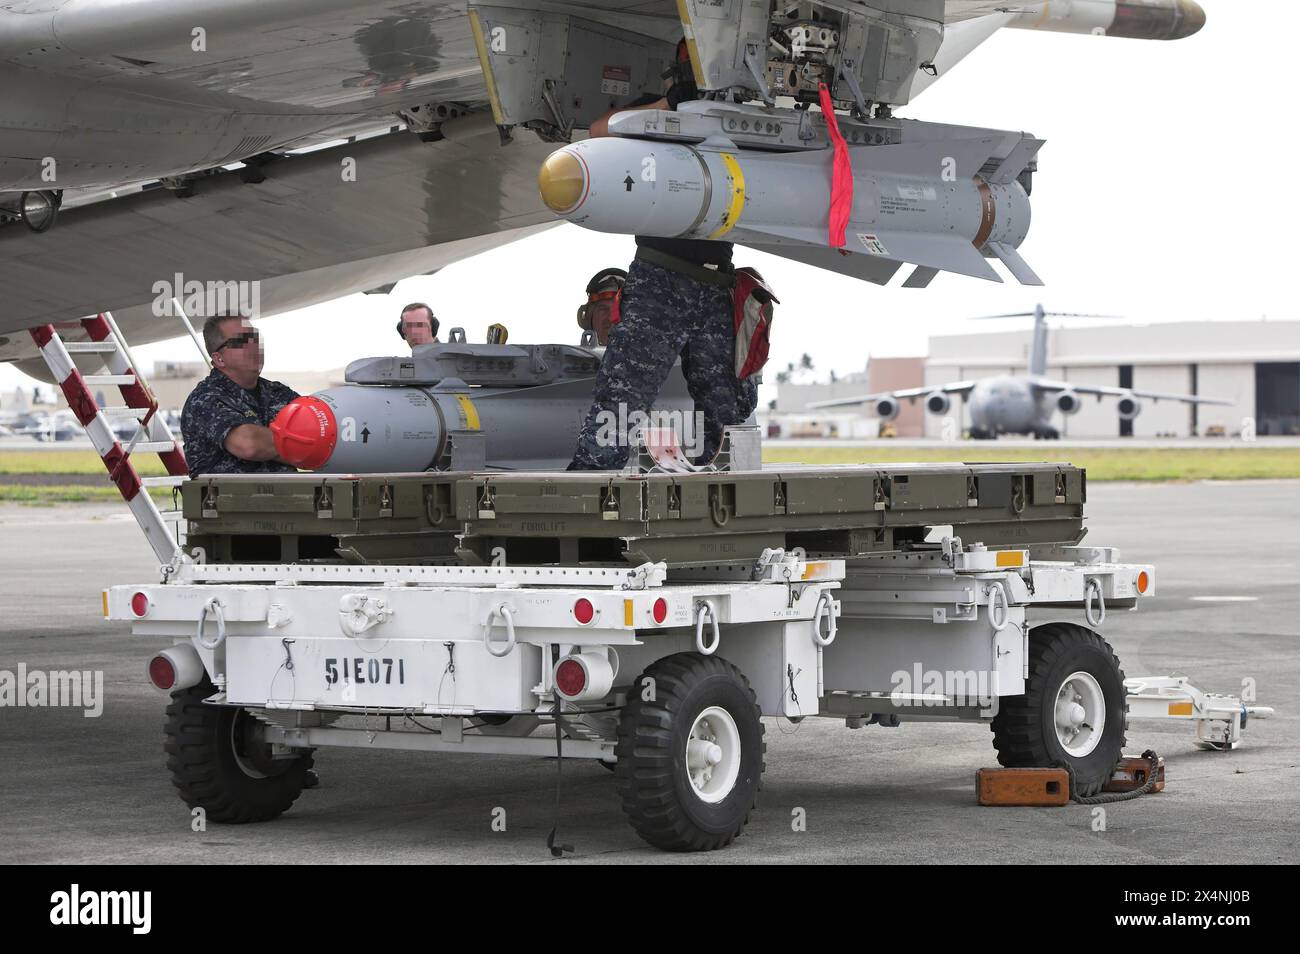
[180,369,300,476]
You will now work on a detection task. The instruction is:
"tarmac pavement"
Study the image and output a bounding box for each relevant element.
[1,481,1296,864]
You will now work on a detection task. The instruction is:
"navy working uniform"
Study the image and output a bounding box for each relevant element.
[181,369,300,476]
[569,237,758,470]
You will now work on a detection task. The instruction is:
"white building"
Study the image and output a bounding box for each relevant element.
[925,319,1300,438]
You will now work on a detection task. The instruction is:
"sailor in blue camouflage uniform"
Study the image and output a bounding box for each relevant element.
[181,315,300,476]
[569,45,757,470]
[570,241,757,470]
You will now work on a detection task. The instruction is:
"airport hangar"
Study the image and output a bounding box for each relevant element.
[775,319,1300,439]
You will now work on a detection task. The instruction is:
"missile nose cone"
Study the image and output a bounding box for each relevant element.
[271,396,337,470]
[538,148,587,214]
[1173,0,1206,39]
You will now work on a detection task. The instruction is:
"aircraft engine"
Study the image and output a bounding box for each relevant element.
[1117,396,1143,421]
[925,392,952,416]
[1056,391,1082,415]
[874,397,901,421]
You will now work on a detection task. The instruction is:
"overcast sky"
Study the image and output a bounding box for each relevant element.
[3,0,1291,399]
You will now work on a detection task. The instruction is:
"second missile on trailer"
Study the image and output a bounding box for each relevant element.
[268,342,700,473]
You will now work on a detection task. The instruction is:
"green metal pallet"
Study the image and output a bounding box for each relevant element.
[181,462,1085,568]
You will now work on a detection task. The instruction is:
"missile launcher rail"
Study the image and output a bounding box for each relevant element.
[180,461,1085,570]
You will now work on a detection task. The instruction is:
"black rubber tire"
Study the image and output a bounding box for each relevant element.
[164,681,314,823]
[615,652,764,852]
[991,623,1127,797]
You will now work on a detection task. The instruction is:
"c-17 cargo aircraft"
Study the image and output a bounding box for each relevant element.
[0,0,1206,381]
[808,305,1230,439]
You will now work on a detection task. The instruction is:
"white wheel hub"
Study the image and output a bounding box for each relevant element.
[685,706,741,803]
[1053,670,1106,758]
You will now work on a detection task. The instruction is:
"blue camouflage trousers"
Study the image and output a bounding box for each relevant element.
[569,259,759,470]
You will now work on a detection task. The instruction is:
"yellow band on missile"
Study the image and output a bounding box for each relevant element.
[708,152,746,239]
[456,394,481,430]
[467,9,506,126]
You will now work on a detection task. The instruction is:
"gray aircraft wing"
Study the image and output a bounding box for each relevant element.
[0,0,1205,373]
[1030,379,1231,406]
[808,381,978,411]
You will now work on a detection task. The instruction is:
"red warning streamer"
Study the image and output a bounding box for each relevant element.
[818,83,853,249]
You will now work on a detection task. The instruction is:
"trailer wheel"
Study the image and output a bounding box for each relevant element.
[164,681,314,823]
[614,652,764,851]
[991,623,1127,797]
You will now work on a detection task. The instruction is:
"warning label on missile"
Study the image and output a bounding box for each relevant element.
[896,184,937,202]
[601,66,631,96]
[858,233,891,256]
[880,195,927,216]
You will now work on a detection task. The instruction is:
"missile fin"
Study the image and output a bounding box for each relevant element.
[744,242,902,286]
[987,241,1044,286]
[742,219,1002,283]
[736,224,829,248]
[902,266,940,289]
[986,137,1046,185]
[868,230,1003,283]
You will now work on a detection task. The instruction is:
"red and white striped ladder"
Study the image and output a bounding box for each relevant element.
[28,313,188,564]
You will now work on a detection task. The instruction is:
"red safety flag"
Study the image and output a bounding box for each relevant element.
[732,268,779,379]
[818,83,853,249]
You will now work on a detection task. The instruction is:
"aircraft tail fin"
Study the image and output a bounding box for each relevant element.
[1029,304,1049,377]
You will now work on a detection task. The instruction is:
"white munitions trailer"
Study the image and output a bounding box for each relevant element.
[105,534,1264,852]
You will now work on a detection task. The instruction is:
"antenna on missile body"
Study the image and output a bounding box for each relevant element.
[965,305,1122,377]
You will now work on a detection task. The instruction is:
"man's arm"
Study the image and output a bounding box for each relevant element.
[223,424,281,462]
[219,379,299,463]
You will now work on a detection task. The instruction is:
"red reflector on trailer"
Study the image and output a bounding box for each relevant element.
[555,658,587,697]
[148,655,176,691]
[573,598,595,624]
[653,598,668,624]
[130,592,150,617]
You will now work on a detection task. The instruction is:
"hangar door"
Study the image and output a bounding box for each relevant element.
[1256,362,1300,436]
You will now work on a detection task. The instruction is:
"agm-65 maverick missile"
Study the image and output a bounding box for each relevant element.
[538,102,1043,287]
[269,342,698,473]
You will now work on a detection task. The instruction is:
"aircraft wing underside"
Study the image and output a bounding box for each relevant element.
[0,114,560,369]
